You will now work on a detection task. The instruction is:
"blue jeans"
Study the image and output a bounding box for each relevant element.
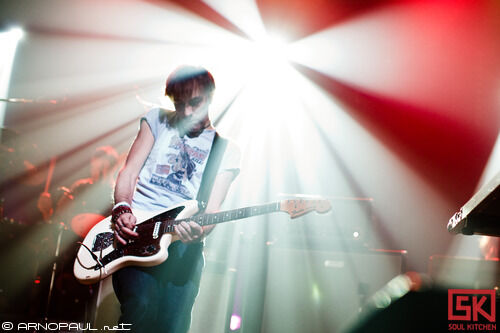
[112,241,204,333]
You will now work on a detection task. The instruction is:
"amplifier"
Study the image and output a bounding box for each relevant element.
[429,255,500,289]
[261,247,406,333]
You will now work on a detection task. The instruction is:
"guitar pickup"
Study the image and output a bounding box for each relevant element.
[153,222,161,239]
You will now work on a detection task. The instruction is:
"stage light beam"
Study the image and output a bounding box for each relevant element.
[0,26,24,130]
[229,314,242,331]
[8,27,25,42]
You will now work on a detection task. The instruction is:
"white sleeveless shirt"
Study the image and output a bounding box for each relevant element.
[132,108,240,211]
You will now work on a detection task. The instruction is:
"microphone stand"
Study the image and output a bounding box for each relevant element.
[44,221,65,321]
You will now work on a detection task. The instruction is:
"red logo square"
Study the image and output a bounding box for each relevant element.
[448,289,496,322]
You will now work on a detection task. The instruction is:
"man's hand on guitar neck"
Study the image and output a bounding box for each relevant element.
[175,222,213,244]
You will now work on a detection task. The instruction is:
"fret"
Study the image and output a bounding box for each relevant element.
[162,202,281,232]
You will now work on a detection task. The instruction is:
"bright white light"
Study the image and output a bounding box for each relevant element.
[353,231,360,238]
[250,35,292,80]
[202,0,268,41]
[254,36,289,63]
[0,27,24,129]
[8,27,25,42]
[229,314,241,331]
[219,33,292,83]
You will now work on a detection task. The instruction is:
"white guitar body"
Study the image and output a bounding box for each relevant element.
[73,200,199,285]
[74,198,332,285]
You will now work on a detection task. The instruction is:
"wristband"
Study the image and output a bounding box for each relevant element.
[112,204,132,224]
[113,201,131,211]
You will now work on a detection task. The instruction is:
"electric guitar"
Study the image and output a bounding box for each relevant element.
[74,199,331,284]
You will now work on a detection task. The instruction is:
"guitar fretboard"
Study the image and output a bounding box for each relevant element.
[186,202,280,226]
[162,202,280,233]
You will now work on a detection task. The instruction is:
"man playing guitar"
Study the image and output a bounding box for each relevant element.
[111,65,240,333]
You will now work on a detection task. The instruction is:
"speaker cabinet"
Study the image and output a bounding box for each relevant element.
[261,247,405,333]
[429,254,500,289]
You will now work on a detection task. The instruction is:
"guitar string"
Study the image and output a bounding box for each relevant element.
[76,200,323,280]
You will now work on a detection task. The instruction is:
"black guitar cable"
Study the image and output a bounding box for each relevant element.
[77,241,104,269]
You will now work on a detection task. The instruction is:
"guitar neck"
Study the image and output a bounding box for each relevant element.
[160,198,331,235]
[176,202,281,227]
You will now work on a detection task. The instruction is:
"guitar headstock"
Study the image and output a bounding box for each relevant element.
[279,199,332,219]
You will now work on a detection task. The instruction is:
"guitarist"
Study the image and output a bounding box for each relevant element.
[111,65,240,333]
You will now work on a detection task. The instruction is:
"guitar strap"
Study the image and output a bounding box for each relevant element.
[196,132,228,212]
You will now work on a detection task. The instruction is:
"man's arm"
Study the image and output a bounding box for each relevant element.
[113,120,154,244]
[175,170,236,243]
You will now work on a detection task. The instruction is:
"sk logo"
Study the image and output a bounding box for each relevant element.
[448,289,496,322]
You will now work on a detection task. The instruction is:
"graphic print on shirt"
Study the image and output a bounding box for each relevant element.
[149,136,210,199]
